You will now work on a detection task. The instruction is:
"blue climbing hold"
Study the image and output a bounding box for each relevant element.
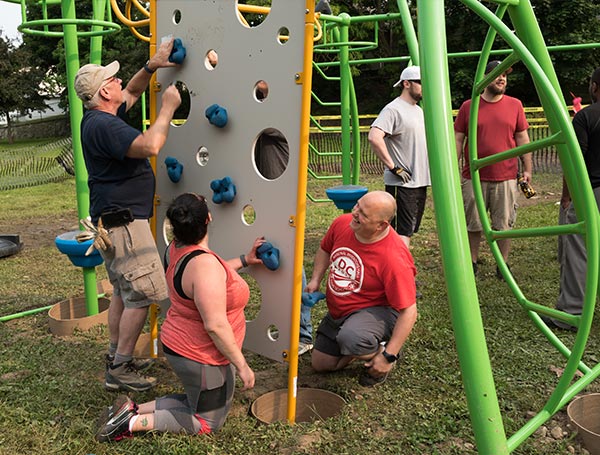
[164,156,183,183]
[205,103,228,128]
[301,291,326,308]
[210,176,236,204]
[256,242,280,271]
[169,38,187,64]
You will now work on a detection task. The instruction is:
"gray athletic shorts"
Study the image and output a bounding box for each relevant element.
[100,219,168,309]
[314,306,399,357]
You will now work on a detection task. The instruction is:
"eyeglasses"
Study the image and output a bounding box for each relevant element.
[409,80,421,85]
[101,76,119,89]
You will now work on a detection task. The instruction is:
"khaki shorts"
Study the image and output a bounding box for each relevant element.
[100,219,168,309]
[462,178,518,232]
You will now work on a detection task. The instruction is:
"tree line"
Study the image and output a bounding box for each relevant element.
[1,0,599,136]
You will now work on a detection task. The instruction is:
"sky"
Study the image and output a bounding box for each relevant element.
[0,2,23,43]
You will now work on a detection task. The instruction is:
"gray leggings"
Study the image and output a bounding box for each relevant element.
[154,353,235,434]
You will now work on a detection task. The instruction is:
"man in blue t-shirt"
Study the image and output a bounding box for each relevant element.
[74,38,181,392]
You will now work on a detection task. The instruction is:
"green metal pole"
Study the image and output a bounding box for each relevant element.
[89,0,107,64]
[505,1,600,449]
[61,0,99,316]
[417,1,508,453]
[142,92,148,131]
[0,305,53,322]
[335,16,352,185]
[397,0,419,65]
[506,0,591,223]
[348,74,361,184]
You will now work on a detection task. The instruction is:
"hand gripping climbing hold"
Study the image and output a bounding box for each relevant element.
[256,242,280,271]
[169,38,187,64]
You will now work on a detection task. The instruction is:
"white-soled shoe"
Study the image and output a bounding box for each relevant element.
[298,342,313,356]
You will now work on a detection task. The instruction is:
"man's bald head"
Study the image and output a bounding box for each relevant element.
[359,191,397,223]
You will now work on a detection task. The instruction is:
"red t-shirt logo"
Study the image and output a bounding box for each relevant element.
[328,247,364,296]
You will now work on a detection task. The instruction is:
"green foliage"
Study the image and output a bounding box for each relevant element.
[0,33,50,142]
[311,1,600,114]
[22,0,149,129]
[10,0,600,122]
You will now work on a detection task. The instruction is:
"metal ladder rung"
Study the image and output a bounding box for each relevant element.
[487,220,586,241]
[471,130,564,171]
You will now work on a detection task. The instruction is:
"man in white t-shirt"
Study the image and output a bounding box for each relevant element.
[368,65,431,247]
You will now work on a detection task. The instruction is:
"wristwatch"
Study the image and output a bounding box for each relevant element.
[143,60,156,74]
[381,349,400,363]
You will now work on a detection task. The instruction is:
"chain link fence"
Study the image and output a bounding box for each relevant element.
[0,109,564,192]
[309,109,563,178]
[0,137,74,191]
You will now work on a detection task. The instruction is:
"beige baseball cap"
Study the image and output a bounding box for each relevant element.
[74,61,120,101]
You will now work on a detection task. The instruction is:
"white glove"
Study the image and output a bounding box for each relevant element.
[76,218,112,255]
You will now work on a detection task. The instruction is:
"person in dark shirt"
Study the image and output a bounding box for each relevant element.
[544,67,600,331]
[74,38,181,391]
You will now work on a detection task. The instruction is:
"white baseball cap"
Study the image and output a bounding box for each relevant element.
[393,66,421,88]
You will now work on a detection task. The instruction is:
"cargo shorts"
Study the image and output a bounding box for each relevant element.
[462,178,518,232]
[100,219,168,309]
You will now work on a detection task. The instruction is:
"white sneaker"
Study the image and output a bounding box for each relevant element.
[298,342,313,355]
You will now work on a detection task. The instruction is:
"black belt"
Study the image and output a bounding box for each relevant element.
[100,208,133,229]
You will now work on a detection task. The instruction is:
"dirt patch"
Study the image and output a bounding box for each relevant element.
[0,210,79,250]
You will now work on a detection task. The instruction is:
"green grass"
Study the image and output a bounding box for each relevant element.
[0,174,597,454]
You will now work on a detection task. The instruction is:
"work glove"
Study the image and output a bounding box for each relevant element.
[391,166,412,184]
[76,218,112,255]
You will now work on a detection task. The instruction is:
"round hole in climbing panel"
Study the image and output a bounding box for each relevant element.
[171,80,190,127]
[277,27,290,45]
[196,146,209,166]
[237,0,271,28]
[254,80,269,102]
[172,9,182,25]
[242,204,256,226]
[205,49,218,70]
[253,128,289,180]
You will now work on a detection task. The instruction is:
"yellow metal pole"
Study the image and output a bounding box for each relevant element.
[147,0,159,358]
[286,0,315,424]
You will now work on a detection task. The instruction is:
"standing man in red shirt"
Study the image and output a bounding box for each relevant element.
[305,191,418,386]
[454,60,532,277]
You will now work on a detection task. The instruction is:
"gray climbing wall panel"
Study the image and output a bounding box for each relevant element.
[155,0,308,362]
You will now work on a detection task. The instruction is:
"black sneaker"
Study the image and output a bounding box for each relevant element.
[95,395,137,443]
[105,361,157,392]
[496,264,511,281]
[540,315,577,332]
[105,354,154,372]
[472,262,478,275]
